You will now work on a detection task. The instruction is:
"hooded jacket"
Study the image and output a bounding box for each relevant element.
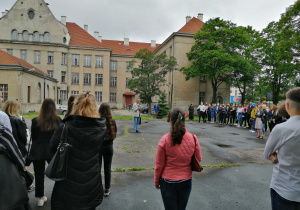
[50,115,106,210]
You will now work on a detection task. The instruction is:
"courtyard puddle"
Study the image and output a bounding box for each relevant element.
[214,143,233,148]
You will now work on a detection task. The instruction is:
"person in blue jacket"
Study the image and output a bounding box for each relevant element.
[210,104,216,123]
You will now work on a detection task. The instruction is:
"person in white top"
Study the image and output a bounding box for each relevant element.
[197,102,206,123]
[237,104,243,127]
[264,87,300,210]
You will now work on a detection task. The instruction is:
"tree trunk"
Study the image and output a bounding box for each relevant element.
[211,80,217,103]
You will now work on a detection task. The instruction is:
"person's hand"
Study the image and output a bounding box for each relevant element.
[155,185,160,189]
[270,152,278,164]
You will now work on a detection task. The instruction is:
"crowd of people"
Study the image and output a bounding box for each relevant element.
[0,86,299,210]
[187,100,290,139]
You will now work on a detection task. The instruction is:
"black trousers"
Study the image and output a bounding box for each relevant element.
[202,112,207,122]
[247,114,252,128]
[33,159,51,198]
[230,115,236,124]
[207,111,211,122]
[99,144,114,190]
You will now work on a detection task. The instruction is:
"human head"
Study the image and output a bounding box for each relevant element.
[201,101,203,105]
[71,92,99,118]
[65,95,76,118]
[271,104,277,111]
[2,100,21,117]
[136,99,140,103]
[262,104,267,110]
[252,103,256,108]
[99,103,116,139]
[277,101,290,119]
[190,104,193,107]
[37,98,58,131]
[258,105,262,110]
[167,107,186,146]
[285,87,300,116]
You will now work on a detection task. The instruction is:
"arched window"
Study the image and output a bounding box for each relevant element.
[33,31,40,42]
[44,32,50,42]
[12,29,19,40]
[22,30,29,41]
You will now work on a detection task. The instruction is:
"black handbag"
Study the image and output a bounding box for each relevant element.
[45,124,70,181]
[23,170,34,187]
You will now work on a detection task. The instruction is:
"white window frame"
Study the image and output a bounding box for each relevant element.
[110,61,117,71]
[21,50,27,61]
[61,71,66,83]
[44,32,50,42]
[33,31,40,42]
[48,52,54,64]
[72,54,80,66]
[110,77,117,87]
[62,53,67,65]
[22,30,29,41]
[71,91,79,95]
[83,73,91,85]
[12,30,19,40]
[34,51,41,63]
[0,84,8,102]
[110,93,116,102]
[95,56,103,68]
[84,55,92,67]
[60,90,67,101]
[95,74,103,85]
[47,70,53,78]
[72,73,79,85]
[95,91,102,102]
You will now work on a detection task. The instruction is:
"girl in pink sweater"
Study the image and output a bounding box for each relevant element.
[154,107,202,210]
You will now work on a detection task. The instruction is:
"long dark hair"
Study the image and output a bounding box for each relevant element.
[64,95,76,118]
[37,98,59,132]
[168,107,186,146]
[99,103,116,140]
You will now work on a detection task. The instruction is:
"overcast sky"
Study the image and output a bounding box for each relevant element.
[1,0,297,43]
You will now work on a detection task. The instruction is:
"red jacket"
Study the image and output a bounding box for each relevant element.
[154,130,202,186]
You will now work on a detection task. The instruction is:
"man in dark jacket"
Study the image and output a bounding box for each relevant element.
[247,102,253,129]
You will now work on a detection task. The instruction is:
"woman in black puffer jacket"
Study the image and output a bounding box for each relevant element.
[50,92,106,210]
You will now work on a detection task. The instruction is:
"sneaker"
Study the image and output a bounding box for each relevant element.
[37,196,47,207]
[27,185,35,192]
[251,130,256,133]
[104,189,110,197]
[237,125,240,127]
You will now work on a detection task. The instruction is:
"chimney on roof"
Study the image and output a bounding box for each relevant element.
[124,38,129,46]
[98,36,102,43]
[61,16,66,25]
[198,13,203,22]
[94,31,99,39]
[84,24,88,32]
[151,40,156,48]
[186,16,191,23]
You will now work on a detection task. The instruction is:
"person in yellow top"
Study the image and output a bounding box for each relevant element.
[250,103,257,133]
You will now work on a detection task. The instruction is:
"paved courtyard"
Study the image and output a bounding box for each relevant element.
[26,118,273,210]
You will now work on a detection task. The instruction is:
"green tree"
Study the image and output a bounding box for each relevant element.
[128,49,177,109]
[157,91,170,119]
[180,18,238,103]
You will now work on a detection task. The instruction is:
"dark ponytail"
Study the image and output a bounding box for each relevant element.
[168,107,186,146]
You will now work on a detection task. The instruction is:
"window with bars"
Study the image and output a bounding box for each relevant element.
[110,77,117,87]
[95,74,103,85]
[7,49,13,55]
[34,51,40,63]
[61,71,66,83]
[62,53,67,65]
[83,73,91,85]
[72,54,80,66]
[72,73,79,84]
[71,91,79,95]
[95,91,102,102]
[126,61,133,72]
[60,90,67,101]
[0,84,8,102]
[84,55,92,67]
[21,50,27,61]
[110,61,117,71]
[47,70,53,78]
[48,52,54,64]
[110,93,116,102]
[95,56,103,67]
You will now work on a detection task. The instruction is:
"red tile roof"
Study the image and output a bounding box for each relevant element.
[0,49,47,76]
[66,22,160,55]
[178,17,204,33]
[123,92,135,96]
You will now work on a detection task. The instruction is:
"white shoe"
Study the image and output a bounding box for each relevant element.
[38,197,47,207]
[251,130,256,133]
[237,125,240,127]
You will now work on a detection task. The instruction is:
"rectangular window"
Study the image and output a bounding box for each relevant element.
[7,49,13,55]
[0,84,8,102]
[60,90,67,101]
[126,61,133,72]
[110,77,117,87]
[72,54,80,66]
[84,55,92,67]
[199,92,205,104]
[71,91,79,95]
[110,61,117,71]
[126,78,130,87]
[72,73,79,84]
[47,70,53,78]
[27,86,31,103]
[95,74,103,85]
[83,73,91,85]
[200,76,207,81]
[95,91,102,102]
[95,56,103,67]
[61,71,66,83]
[62,53,67,65]
[48,52,54,64]
[34,51,41,63]
[21,50,27,61]
[110,93,116,102]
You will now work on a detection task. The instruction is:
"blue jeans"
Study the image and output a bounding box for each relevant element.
[238,113,242,125]
[251,119,256,131]
[262,124,265,135]
[160,178,192,210]
[134,117,139,131]
[271,188,300,210]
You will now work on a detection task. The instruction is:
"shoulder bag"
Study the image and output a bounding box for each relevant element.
[191,135,203,172]
[24,134,34,188]
[45,124,70,181]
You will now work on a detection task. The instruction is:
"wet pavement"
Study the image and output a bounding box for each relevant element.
[26,119,273,210]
